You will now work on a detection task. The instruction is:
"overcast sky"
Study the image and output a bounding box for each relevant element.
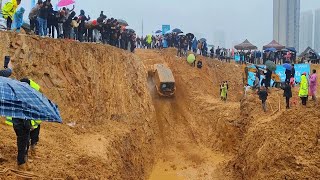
[15,0,320,48]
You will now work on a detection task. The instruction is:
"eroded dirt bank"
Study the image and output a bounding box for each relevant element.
[0,32,318,179]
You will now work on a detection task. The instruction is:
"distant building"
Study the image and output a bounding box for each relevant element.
[273,0,300,51]
[299,11,314,53]
[314,9,320,52]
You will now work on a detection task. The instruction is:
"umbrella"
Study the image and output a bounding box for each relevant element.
[57,0,75,7]
[264,47,277,52]
[155,30,162,34]
[186,33,195,40]
[187,54,196,64]
[199,38,207,42]
[117,19,129,26]
[286,47,297,53]
[172,28,183,33]
[265,60,276,71]
[281,48,289,52]
[125,28,135,33]
[0,77,62,123]
[283,63,292,70]
[178,33,186,36]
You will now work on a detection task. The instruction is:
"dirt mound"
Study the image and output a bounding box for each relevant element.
[233,106,320,179]
[0,32,158,179]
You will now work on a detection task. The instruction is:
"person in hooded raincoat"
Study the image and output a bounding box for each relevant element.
[220,82,227,102]
[2,0,21,30]
[192,37,198,54]
[11,7,25,32]
[309,69,317,101]
[146,35,152,49]
[299,72,309,106]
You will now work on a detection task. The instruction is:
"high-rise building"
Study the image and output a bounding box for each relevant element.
[273,0,300,51]
[299,11,314,53]
[314,9,320,52]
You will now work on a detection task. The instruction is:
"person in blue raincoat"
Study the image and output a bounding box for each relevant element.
[192,37,198,54]
[11,7,25,32]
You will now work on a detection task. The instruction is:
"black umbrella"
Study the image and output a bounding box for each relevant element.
[172,28,183,33]
[125,28,135,33]
[199,38,207,42]
[186,33,194,40]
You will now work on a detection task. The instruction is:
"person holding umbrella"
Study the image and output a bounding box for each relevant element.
[283,63,292,83]
[6,78,43,165]
[0,76,62,170]
[299,72,309,106]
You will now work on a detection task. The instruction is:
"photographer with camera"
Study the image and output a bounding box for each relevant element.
[1,56,13,77]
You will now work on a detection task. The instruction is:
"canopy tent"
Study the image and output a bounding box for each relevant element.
[234,39,257,50]
[263,40,285,50]
[299,47,320,59]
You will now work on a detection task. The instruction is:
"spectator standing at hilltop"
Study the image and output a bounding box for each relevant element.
[78,10,90,42]
[2,0,21,30]
[63,11,75,39]
[11,6,25,32]
[38,0,53,37]
[29,0,42,35]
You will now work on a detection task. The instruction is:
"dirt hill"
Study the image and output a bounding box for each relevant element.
[0,32,318,180]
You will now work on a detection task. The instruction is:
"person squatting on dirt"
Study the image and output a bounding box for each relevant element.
[6,79,42,170]
[299,72,309,106]
[258,86,268,112]
[1,0,21,30]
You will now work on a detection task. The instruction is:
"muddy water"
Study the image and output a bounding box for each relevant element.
[148,144,230,180]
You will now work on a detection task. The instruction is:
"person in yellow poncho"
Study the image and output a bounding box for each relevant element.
[2,0,21,30]
[146,35,152,49]
[299,72,309,106]
[220,82,227,102]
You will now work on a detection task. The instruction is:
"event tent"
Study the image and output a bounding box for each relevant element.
[234,39,257,50]
[263,40,285,50]
[299,47,320,59]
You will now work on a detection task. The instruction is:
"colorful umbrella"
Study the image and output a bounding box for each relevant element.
[264,47,277,52]
[57,0,75,7]
[0,77,62,122]
[282,63,292,70]
[265,60,276,71]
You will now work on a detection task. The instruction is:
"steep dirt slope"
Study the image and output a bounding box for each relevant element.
[136,49,245,179]
[0,32,158,179]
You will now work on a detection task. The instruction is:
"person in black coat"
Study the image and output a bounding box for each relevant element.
[291,64,295,78]
[282,82,292,109]
[265,69,272,89]
[285,69,291,83]
[258,86,268,112]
